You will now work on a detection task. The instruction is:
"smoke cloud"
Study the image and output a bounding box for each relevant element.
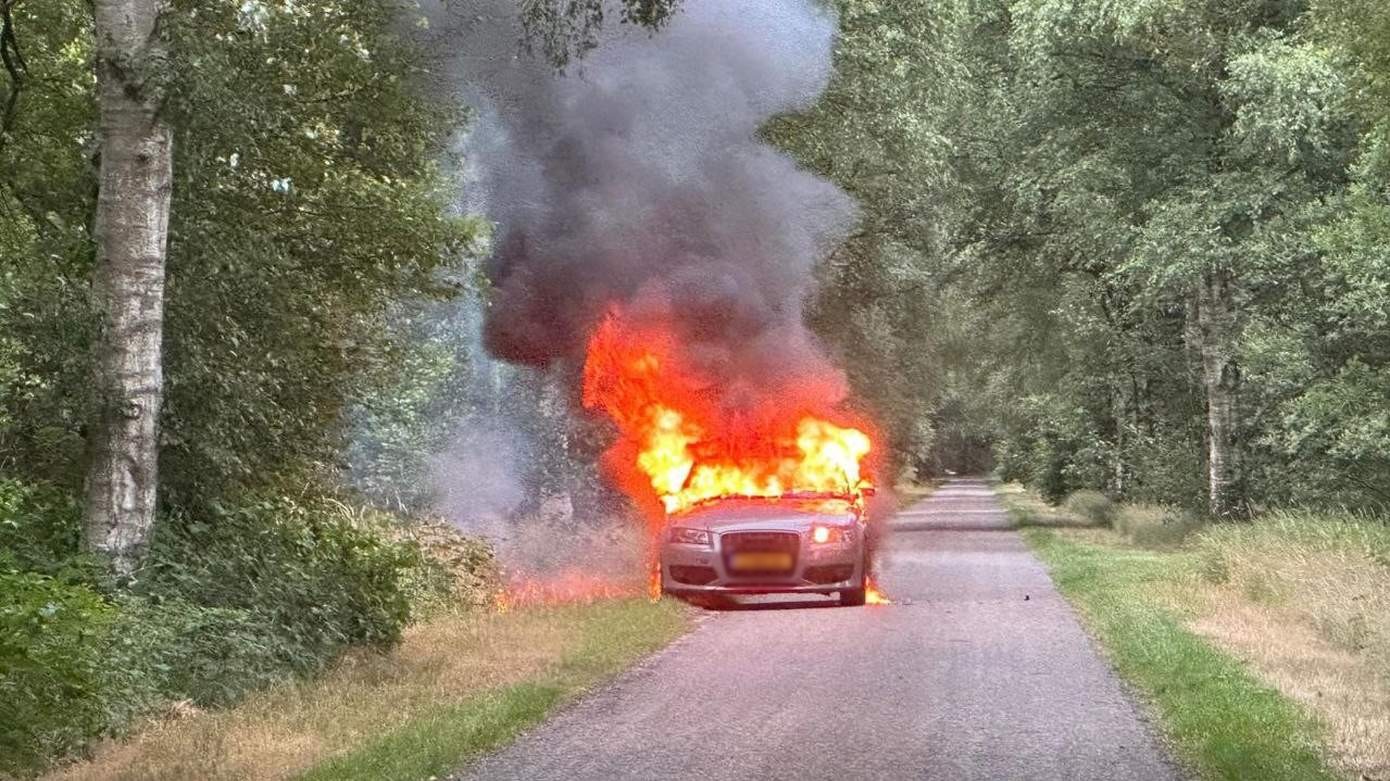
[429,419,526,537]
[451,0,856,410]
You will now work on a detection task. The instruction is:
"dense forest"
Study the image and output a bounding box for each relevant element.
[3,0,1389,774]
[779,0,1390,517]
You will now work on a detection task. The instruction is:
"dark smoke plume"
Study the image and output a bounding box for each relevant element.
[447,0,856,408]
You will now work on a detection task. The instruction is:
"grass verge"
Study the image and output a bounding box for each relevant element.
[45,598,689,781]
[1023,528,1341,781]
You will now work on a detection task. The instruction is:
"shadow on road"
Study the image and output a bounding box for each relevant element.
[677,594,844,612]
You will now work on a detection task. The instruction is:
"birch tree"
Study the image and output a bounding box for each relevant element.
[83,0,171,574]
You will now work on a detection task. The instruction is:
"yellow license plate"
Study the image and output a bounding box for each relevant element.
[730,552,793,571]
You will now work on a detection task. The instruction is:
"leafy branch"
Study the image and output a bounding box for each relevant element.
[519,0,681,70]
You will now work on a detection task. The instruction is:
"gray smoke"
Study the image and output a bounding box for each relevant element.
[430,418,526,537]
[446,0,857,410]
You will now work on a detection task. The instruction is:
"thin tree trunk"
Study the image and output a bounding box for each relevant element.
[1110,382,1127,498]
[1190,270,1242,519]
[83,0,172,576]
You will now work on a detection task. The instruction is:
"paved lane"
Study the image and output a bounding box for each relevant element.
[458,478,1182,780]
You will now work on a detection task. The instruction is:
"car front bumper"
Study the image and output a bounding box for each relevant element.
[659,532,865,596]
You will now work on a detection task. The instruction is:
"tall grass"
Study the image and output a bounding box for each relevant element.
[1193,510,1390,673]
[1062,490,1115,526]
[1113,503,1205,548]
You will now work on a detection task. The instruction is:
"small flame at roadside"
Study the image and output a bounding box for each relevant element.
[493,572,647,613]
[865,575,891,605]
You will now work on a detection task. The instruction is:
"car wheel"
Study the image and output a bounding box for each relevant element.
[839,583,866,607]
[688,594,735,611]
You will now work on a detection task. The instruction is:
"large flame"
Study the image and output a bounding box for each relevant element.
[582,308,874,521]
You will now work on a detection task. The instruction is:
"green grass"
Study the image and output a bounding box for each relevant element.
[295,683,563,781]
[295,598,685,781]
[1023,528,1341,781]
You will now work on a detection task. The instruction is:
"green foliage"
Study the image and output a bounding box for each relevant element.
[0,478,92,579]
[1,0,481,504]
[0,572,114,775]
[141,497,431,672]
[0,477,495,774]
[387,518,500,615]
[777,0,1390,511]
[520,0,684,69]
[0,0,100,489]
[154,0,480,504]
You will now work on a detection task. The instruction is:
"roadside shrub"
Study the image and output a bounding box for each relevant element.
[1114,503,1205,548]
[0,571,115,776]
[1063,490,1115,527]
[106,596,287,710]
[384,518,499,614]
[141,496,425,677]
[0,575,287,775]
[0,485,498,775]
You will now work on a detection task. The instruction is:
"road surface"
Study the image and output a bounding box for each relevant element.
[458,478,1182,780]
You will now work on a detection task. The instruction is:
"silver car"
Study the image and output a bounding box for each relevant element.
[659,492,870,607]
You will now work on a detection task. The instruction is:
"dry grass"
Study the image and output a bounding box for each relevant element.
[44,601,686,781]
[1184,586,1390,780]
[1182,512,1390,780]
[1193,513,1390,669]
[1025,527,1338,780]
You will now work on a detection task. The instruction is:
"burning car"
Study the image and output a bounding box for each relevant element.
[659,491,870,606]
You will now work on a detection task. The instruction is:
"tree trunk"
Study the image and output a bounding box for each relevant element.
[1190,270,1242,519]
[82,0,172,576]
[1110,382,1127,498]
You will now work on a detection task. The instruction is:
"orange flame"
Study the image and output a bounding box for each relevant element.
[582,308,874,521]
[864,575,891,605]
[493,571,646,613]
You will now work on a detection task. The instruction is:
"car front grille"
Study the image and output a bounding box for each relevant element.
[720,531,800,552]
[721,531,799,576]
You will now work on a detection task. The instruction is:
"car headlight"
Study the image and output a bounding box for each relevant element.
[811,525,855,544]
[668,527,712,546]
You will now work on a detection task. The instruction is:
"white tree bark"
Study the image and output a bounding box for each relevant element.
[1191,270,1242,519]
[83,0,172,576]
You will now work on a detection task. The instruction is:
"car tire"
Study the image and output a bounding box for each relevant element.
[688,593,734,611]
[839,583,866,607]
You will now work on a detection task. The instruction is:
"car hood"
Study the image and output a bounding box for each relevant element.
[668,498,857,533]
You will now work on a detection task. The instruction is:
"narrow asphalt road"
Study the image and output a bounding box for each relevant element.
[459,478,1182,780]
